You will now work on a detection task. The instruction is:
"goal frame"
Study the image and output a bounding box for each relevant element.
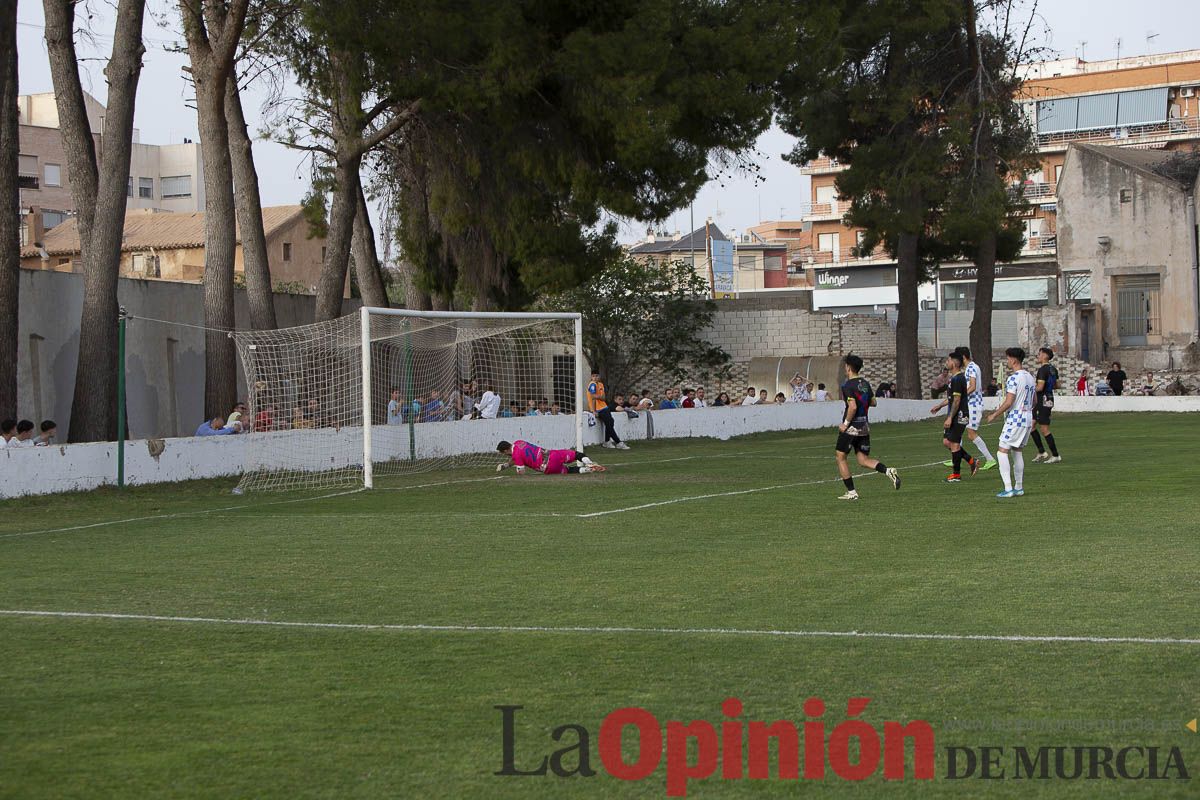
[358,306,585,489]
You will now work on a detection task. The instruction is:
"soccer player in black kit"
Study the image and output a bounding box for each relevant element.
[1031,346,1062,463]
[834,354,901,500]
[930,351,978,482]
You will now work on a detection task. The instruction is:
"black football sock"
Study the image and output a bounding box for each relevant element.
[843,478,855,491]
[952,450,962,473]
[567,466,581,473]
[1031,430,1045,454]
[873,463,888,474]
[1045,434,1058,457]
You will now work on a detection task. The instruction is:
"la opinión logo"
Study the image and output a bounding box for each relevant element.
[495,697,935,796]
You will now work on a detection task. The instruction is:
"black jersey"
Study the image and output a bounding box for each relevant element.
[1035,364,1058,407]
[947,372,970,424]
[841,376,873,432]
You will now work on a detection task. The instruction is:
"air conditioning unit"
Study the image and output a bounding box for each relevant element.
[1181,87,1196,98]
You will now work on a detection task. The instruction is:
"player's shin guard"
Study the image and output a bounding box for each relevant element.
[997,452,1012,491]
[973,436,993,461]
[1031,430,1045,454]
[1013,450,1025,490]
[1044,434,1058,457]
[952,449,962,473]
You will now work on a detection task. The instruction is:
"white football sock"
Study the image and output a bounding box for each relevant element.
[972,436,993,461]
[997,451,1012,491]
[1013,450,1025,490]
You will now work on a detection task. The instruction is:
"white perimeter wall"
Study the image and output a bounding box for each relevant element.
[3,397,1198,499]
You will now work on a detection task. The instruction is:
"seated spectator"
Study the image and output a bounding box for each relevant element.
[814,383,829,401]
[628,393,653,411]
[0,418,15,447]
[525,398,539,416]
[876,382,895,399]
[659,390,678,410]
[740,387,757,406]
[984,379,999,397]
[254,403,277,432]
[423,390,448,421]
[1140,371,1155,396]
[693,388,708,408]
[757,389,769,405]
[500,402,519,418]
[1095,379,1113,396]
[33,420,57,446]
[929,368,950,399]
[680,388,696,408]
[196,416,234,436]
[290,407,314,429]
[774,392,787,404]
[714,392,731,407]
[8,419,36,447]
[537,397,551,415]
[227,401,248,431]
[549,402,562,416]
[789,374,811,402]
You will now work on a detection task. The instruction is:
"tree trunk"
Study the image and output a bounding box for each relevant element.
[894,231,922,398]
[0,2,19,416]
[397,255,431,310]
[45,0,146,442]
[315,153,360,319]
[969,229,997,385]
[351,182,388,307]
[180,0,249,419]
[225,75,276,330]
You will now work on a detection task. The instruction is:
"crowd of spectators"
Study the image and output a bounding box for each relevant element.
[0,418,57,449]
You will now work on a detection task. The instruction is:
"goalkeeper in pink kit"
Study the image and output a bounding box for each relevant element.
[496,440,606,474]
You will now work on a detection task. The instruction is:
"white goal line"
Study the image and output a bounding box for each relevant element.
[1,609,1196,647]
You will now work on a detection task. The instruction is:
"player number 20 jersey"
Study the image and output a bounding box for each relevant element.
[1004,370,1037,427]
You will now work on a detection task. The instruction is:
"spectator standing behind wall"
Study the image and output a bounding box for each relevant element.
[196,417,234,436]
[227,401,248,431]
[741,387,757,406]
[33,421,57,446]
[815,384,829,401]
[0,419,15,447]
[1106,362,1126,396]
[7,420,36,447]
[475,385,501,419]
[387,389,404,425]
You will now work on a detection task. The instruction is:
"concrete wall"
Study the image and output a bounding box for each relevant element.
[12,269,359,442]
[5,396,1197,499]
[1057,146,1200,348]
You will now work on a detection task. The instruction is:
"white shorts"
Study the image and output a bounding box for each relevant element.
[967,403,983,431]
[999,423,1032,450]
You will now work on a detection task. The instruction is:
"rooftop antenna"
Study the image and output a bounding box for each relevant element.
[1146,31,1160,52]
[1076,40,1087,60]
[1115,37,1122,65]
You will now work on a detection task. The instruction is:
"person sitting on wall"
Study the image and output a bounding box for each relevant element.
[33,420,57,446]
[196,416,235,436]
[1140,372,1155,396]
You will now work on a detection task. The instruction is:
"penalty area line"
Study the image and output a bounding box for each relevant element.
[0,609,1196,646]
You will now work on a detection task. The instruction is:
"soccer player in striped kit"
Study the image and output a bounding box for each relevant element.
[985,348,1037,499]
[957,346,995,469]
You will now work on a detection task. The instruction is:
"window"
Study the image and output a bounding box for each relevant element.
[18,154,38,188]
[128,177,134,198]
[161,175,191,198]
[764,255,784,271]
[42,210,68,230]
[1024,218,1044,243]
[1054,164,1064,183]
[139,177,154,199]
[738,254,757,271]
[44,163,61,187]
[1119,188,1132,203]
[282,242,292,262]
[132,253,144,273]
[1065,273,1091,302]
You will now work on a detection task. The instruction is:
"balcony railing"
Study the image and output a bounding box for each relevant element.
[1010,181,1056,201]
[1022,234,1057,254]
[798,156,847,174]
[800,246,895,266]
[1037,117,1200,149]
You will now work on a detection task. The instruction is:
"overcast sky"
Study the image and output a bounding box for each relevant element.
[15,0,1200,247]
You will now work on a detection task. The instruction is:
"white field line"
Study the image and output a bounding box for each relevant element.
[375,475,509,491]
[575,459,947,518]
[1,609,1196,646]
[0,488,365,540]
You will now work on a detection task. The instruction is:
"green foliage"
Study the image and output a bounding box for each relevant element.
[541,255,730,393]
[300,187,329,240]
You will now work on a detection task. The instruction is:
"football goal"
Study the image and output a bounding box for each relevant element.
[233,307,584,492]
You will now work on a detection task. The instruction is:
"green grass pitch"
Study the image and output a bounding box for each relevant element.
[1,412,1198,798]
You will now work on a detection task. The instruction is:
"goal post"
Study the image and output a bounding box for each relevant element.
[233,307,586,493]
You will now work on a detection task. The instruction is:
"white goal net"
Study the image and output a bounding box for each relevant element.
[233,308,583,492]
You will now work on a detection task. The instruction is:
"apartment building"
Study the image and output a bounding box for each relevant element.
[626,224,796,298]
[796,49,1200,313]
[17,91,205,246]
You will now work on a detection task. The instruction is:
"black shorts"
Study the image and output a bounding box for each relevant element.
[1035,406,1052,425]
[836,432,871,455]
[944,422,967,445]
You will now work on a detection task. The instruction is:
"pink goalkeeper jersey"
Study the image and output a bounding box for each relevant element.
[511,440,545,470]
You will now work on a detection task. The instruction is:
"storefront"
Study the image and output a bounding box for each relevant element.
[938,262,1059,311]
[812,265,937,312]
